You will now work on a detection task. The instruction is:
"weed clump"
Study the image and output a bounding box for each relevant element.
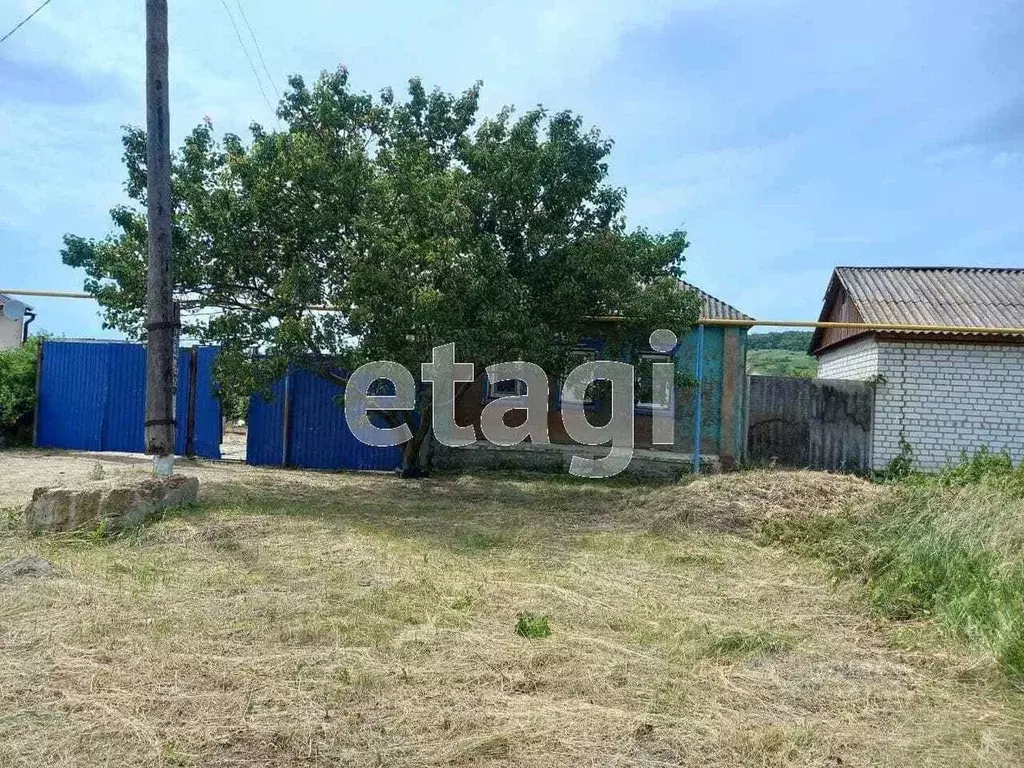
[515,612,552,639]
[702,629,795,660]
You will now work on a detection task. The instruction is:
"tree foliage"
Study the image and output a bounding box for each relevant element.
[0,337,39,445]
[62,68,699,473]
[746,331,814,353]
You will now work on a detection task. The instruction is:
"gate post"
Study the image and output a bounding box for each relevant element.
[32,339,44,447]
[692,324,705,473]
[185,347,199,457]
[281,368,293,467]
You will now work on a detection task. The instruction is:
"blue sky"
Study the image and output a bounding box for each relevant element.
[2,0,1022,337]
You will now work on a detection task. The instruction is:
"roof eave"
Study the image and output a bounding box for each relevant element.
[809,270,849,354]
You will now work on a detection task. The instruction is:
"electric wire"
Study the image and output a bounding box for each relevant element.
[233,0,279,100]
[0,0,54,46]
[217,0,275,115]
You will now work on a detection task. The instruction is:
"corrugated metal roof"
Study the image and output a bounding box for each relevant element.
[835,267,1024,328]
[679,280,754,322]
[812,267,1024,352]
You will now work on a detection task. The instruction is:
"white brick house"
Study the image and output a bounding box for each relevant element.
[811,267,1024,471]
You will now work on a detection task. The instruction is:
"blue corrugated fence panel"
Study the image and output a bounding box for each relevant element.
[246,377,286,466]
[192,347,222,459]
[288,369,403,471]
[37,341,107,450]
[244,368,403,471]
[36,340,223,457]
[287,369,348,470]
[102,343,147,453]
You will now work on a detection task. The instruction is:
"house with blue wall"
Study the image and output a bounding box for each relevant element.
[452,281,754,470]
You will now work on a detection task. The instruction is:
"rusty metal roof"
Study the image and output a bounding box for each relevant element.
[812,267,1024,352]
[679,281,754,322]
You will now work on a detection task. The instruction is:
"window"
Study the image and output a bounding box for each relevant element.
[561,348,597,406]
[635,352,673,410]
[487,377,527,400]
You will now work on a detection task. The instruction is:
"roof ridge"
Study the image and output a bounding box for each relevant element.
[818,266,1024,346]
[678,279,754,322]
[836,265,1024,273]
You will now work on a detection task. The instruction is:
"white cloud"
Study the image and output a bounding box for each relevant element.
[991,150,1024,169]
[623,140,798,225]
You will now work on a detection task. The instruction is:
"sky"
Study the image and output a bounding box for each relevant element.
[1,0,1022,338]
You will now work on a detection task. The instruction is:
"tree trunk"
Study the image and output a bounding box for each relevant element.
[399,401,434,478]
[399,373,480,478]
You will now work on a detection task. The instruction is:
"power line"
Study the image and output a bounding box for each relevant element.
[0,0,54,46]
[233,0,279,101]
[217,0,275,115]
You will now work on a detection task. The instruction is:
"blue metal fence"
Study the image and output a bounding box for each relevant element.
[246,367,403,471]
[36,340,222,459]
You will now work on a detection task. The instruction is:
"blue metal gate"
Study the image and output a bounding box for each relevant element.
[246,368,402,471]
[35,340,222,459]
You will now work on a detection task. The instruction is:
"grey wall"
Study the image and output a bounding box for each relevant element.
[746,375,874,472]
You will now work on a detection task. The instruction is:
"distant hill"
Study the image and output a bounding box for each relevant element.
[746,331,817,378]
[746,331,814,352]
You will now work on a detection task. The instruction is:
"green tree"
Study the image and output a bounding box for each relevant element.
[746,331,814,352]
[0,337,40,445]
[62,68,699,475]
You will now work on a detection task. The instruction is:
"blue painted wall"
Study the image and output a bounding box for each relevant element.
[675,325,724,453]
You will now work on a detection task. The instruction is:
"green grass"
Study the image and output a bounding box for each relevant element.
[861,482,1024,676]
[701,629,795,660]
[514,612,552,639]
[746,349,818,378]
[767,449,1024,680]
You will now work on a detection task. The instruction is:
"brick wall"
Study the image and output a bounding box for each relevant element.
[816,336,879,380]
[873,341,1024,470]
[816,337,1024,471]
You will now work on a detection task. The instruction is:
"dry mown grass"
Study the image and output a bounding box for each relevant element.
[643,469,884,535]
[1,453,1023,766]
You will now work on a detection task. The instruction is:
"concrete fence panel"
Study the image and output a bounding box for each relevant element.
[747,375,873,472]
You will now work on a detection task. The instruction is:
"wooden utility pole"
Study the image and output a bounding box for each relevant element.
[144,0,177,476]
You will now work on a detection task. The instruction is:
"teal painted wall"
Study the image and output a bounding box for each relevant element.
[589,323,748,460]
[672,325,748,462]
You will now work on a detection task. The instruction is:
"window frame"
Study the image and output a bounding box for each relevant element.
[634,351,675,411]
[560,347,599,407]
[486,376,528,400]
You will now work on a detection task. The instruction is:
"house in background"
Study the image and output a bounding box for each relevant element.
[0,293,35,348]
[810,267,1024,470]
[448,281,754,472]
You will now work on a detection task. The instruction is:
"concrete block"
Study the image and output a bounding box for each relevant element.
[24,475,199,534]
